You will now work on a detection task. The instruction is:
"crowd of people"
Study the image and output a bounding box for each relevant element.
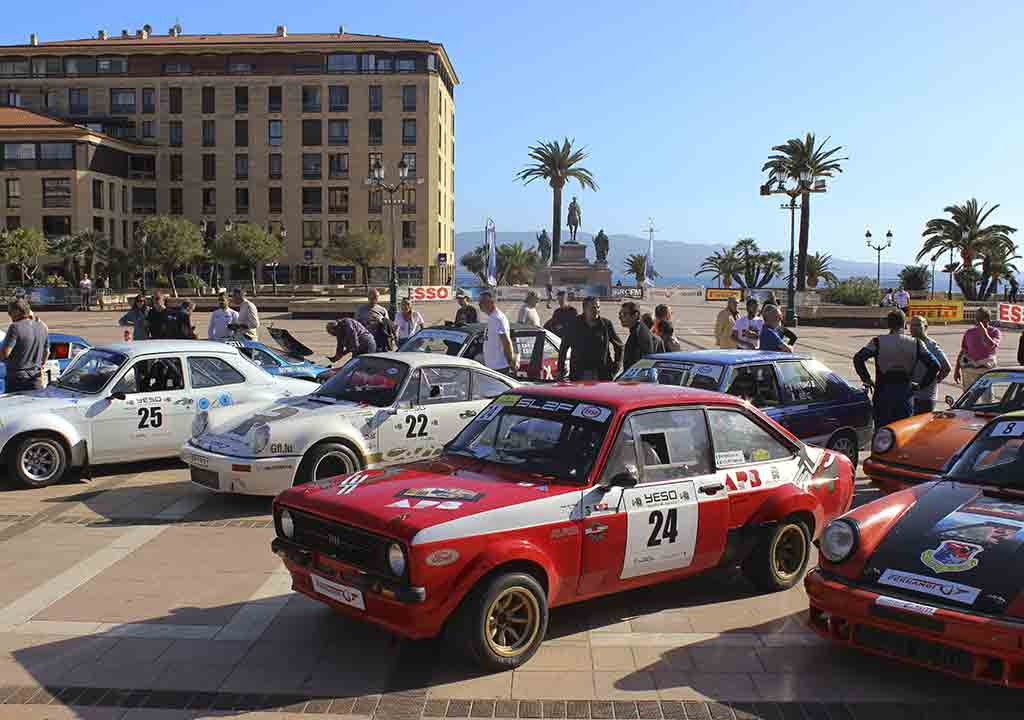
[118,287,259,342]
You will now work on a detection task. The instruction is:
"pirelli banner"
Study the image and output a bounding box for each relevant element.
[705,288,743,302]
[908,300,964,322]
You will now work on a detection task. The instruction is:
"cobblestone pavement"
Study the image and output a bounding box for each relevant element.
[0,304,1020,718]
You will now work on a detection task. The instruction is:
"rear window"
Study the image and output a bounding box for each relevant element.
[399,328,468,356]
[620,360,724,392]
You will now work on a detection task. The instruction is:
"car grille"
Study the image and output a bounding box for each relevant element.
[190,467,220,489]
[853,624,973,675]
[283,509,391,577]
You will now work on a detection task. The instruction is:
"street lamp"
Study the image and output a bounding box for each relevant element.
[365,158,421,318]
[866,228,893,289]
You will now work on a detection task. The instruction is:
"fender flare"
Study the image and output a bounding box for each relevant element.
[745,483,825,539]
[0,415,86,466]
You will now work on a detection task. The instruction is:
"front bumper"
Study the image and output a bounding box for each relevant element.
[863,457,940,494]
[181,444,298,496]
[806,569,1024,687]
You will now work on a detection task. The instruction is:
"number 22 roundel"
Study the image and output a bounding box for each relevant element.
[619,480,699,580]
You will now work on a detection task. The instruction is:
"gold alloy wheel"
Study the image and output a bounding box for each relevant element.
[771,524,808,582]
[483,586,541,658]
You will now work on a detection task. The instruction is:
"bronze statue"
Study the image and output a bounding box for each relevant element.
[536,229,551,265]
[567,197,581,243]
[593,229,609,263]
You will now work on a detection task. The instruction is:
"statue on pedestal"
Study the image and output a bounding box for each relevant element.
[567,197,582,243]
[536,229,551,266]
[593,229,609,264]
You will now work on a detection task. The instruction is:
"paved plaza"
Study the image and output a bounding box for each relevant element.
[0,301,1020,719]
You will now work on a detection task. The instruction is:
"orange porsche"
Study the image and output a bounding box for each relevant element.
[865,369,1024,493]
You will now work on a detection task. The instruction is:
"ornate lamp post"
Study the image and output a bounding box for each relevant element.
[365,159,421,318]
[866,228,893,289]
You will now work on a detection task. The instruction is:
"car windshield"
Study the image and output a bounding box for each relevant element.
[953,371,1024,414]
[445,394,612,483]
[619,361,725,392]
[947,419,1024,488]
[314,356,408,406]
[56,348,127,394]
[399,329,468,356]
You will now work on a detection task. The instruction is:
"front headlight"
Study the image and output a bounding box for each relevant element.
[192,411,209,438]
[247,422,271,454]
[280,509,295,539]
[872,428,895,454]
[820,519,859,563]
[387,543,407,576]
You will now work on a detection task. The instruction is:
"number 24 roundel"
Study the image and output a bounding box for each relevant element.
[620,484,699,580]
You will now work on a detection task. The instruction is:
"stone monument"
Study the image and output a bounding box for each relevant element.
[533,203,612,294]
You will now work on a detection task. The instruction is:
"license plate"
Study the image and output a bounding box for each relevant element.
[189,454,209,468]
[311,574,365,610]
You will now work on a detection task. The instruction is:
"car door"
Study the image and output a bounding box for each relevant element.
[770,360,837,443]
[724,364,783,412]
[511,331,542,380]
[89,355,193,462]
[417,365,481,443]
[187,355,249,414]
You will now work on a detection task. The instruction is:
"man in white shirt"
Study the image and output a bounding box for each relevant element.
[231,288,260,341]
[79,274,92,311]
[479,290,516,375]
[894,287,910,312]
[516,291,542,327]
[733,298,763,350]
[208,292,239,340]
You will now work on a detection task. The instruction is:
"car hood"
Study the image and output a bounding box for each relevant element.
[277,457,583,543]
[215,395,372,437]
[880,410,989,471]
[860,481,1024,615]
[267,327,315,358]
[0,385,88,413]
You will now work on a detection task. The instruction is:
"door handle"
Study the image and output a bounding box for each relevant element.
[699,484,725,495]
[459,410,478,419]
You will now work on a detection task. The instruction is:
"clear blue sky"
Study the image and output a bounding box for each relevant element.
[5,1,1024,265]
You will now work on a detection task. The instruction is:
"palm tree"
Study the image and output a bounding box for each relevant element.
[979,244,1020,300]
[897,265,931,292]
[697,249,743,287]
[762,133,846,291]
[805,252,838,288]
[52,229,110,282]
[624,254,658,287]
[755,251,784,288]
[497,242,539,285]
[515,138,598,263]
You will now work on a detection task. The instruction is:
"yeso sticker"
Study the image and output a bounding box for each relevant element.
[572,404,612,423]
[715,450,746,467]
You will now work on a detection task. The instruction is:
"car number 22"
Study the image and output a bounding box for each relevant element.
[137,406,163,429]
[405,413,429,438]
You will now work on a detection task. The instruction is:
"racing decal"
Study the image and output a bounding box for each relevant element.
[715,450,745,467]
[387,498,463,510]
[335,473,370,495]
[770,466,780,481]
[550,526,579,540]
[752,448,770,462]
[495,394,521,406]
[218,393,233,407]
[269,443,295,454]
[572,404,612,423]
[620,480,699,580]
[725,469,763,492]
[875,596,937,616]
[136,406,163,429]
[992,420,1024,437]
[425,549,460,567]
[920,540,983,573]
[396,487,484,502]
[514,398,576,413]
[877,569,981,605]
[198,398,211,411]
[231,406,301,436]
[405,413,430,438]
[478,404,503,422]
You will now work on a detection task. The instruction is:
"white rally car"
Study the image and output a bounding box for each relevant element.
[182,353,521,496]
[0,341,316,488]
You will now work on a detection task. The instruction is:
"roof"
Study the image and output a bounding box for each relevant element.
[30,31,429,48]
[49,333,88,343]
[647,350,810,365]
[509,381,739,412]
[98,340,241,357]
[0,106,71,129]
[423,323,549,335]
[370,352,497,370]
[0,106,154,151]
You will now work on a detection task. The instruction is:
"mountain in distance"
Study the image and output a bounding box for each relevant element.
[454,231,908,285]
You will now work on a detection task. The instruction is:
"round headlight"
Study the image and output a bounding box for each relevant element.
[872,428,895,454]
[387,543,406,576]
[820,519,858,563]
[192,411,209,438]
[280,509,295,539]
[248,423,271,454]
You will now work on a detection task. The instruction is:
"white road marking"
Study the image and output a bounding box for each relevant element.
[214,570,293,641]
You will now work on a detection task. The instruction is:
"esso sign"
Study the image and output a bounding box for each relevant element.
[408,286,453,302]
[999,303,1024,325]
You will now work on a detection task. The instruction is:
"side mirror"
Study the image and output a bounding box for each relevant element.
[600,469,639,490]
[945,395,956,408]
[108,391,127,401]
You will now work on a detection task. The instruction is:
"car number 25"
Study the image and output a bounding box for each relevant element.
[405,413,429,438]
[137,406,163,429]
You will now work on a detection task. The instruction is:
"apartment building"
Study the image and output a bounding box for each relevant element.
[0,25,458,286]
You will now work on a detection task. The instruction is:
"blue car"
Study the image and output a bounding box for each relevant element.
[621,350,873,470]
[223,327,329,382]
[0,331,91,392]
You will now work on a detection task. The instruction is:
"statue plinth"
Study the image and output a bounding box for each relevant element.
[534,242,612,295]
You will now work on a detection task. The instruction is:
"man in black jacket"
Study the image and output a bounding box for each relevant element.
[557,297,623,381]
[620,301,658,371]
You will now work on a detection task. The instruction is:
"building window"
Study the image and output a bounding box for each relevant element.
[328,187,349,213]
[328,220,348,242]
[235,86,248,113]
[269,153,282,179]
[163,62,192,74]
[402,187,416,213]
[368,118,383,145]
[402,85,416,112]
[69,88,88,115]
[398,57,416,72]
[328,119,348,146]
[42,178,71,208]
[368,86,383,113]
[92,179,104,209]
[170,154,183,181]
[402,221,416,248]
[401,152,417,176]
[229,61,255,74]
[303,220,322,248]
[302,187,322,214]
[122,186,127,212]
[109,182,116,210]
[235,154,249,180]
[368,220,383,235]
[169,87,182,114]
[329,85,348,112]
[368,190,383,214]
[268,86,282,113]
[377,56,394,72]
[202,86,215,114]
[97,57,127,74]
[368,151,382,175]
[141,120,155,139]
[169,121,183,147]
[202,119,216,147]
[43,90,58,111]
[109,217,116,245]
[37,143,73,170]
[402,119,416,145]
[110,88,136,114]
[6,178,21,208]
[170,187,183,214]
[5,216,21,230]
[327,54,357,72]
[361,55,377,72]
[235,119,248,147]
[142,87,155,113]
[42,216,71,238]
[132,187,156,215]
[328,153,349,179]
[302,119,322,146]
[302,153,322,180]
[235,188,250,215]
[29,57,61,76]
[268,120,282,146]
[302,86,321,113]
[202,154,216,181]
[268,186,283,213]
[1,143,34,170]
[203,188,216,214]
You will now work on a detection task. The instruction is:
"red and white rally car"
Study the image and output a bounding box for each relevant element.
[271,383,854,669]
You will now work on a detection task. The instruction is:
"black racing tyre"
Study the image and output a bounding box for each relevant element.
[294,442,363,486]
[742,519,811,592]
[451,572,548,670]
[8,434,69,488]
[827,432,859,473]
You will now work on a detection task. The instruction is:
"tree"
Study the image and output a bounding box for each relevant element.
[51,229,110,281]
[978,243,1020,300]
[514,138,598,263]
[0,227,49,284]
[139,216,204,297]
[762,133,846,291]
[326,230,385,292]
[216,223,284,295]
[460,245,489,286]
[696,249,743,288]
[624,253,658,287]
[497,242,540,285]
[898,265,931,292]
[805,252,838,288]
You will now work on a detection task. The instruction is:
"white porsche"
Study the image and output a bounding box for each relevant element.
[181,353,521,496]
[0,340,317,488]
